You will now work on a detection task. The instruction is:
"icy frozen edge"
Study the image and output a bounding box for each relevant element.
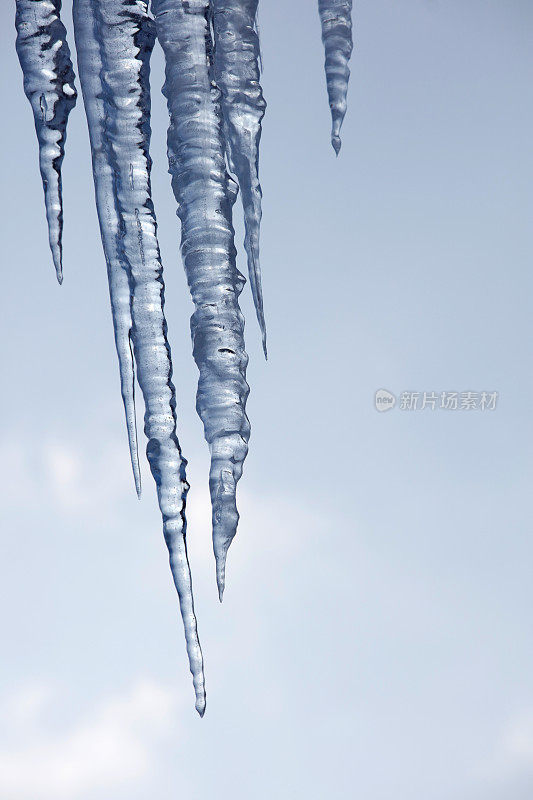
[73,0,205,714]
[154,0,251,602]
[15,0,77,282]
[318,0,353,154]
[16,0,354,712]
[212,0,268,356]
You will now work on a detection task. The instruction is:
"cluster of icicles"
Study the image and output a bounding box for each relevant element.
[15,0,352,715]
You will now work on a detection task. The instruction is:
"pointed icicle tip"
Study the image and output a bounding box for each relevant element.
[215,531,231,602]
[212,471,239,601]
[257,302,268,359]
[216,555,226,603]
[196,695,206,717]
[52,245,63,284]
[130,442,142,498]
[15,0,77,285]
[318,0,353,153]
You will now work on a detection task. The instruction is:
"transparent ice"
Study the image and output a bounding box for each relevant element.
[15,0,353,712]
[319,0,353,154]
[15,0,77,282]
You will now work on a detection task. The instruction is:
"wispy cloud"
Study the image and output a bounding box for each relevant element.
[0,681,180,799]
[500,711,533,766]
[0,434,132,517]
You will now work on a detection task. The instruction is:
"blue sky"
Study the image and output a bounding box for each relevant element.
[1,1,533,798]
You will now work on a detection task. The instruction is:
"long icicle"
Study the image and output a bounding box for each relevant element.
[15,0,77,283]
[153,0,250,601]
[103,0,205,714]
[318,0,353,154]
[72,0,141,500]
[211,0,267,357]
[73,0,205,713]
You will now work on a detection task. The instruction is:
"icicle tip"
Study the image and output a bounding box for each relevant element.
[256,299,268,359]
[196,694,206,717]
[215,537,230,602]
[132,458,142,498]
[332,134,342,156]
[125,408,141,498]
[52,246,63,284]
[216,557,226,603]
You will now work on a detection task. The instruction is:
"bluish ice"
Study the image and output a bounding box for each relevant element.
[15,0,352,711]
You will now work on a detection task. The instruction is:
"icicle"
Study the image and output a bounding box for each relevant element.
[211,0,268,357]
[73,0,206,714]
[153,0,251,601]
[15,0,77,283]
[318,0,353,154]
[72,0,141,498]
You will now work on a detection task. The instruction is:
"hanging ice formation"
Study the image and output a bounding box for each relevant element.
[15,0,77,283]
[72,0,205,714]
[15,0,353,712]
[154,0,251,604]
[318,0,353,154]
[211,0,267,357]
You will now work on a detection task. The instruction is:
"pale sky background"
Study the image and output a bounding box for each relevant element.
[1,1,533,798]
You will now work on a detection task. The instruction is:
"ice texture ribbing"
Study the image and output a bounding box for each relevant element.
[73,0,141,497]
[211,0,267,356]
[153,0,250,600]
[15,0,77,282]
[73,0,206,714]
[318,0,353,154]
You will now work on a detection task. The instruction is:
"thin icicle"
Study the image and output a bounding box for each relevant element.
[211,0,268,357]
[96,0,205,714]
[153,0,250,601]
[318,0,353,154]
[15,0,77,283]
[73,0,141,499]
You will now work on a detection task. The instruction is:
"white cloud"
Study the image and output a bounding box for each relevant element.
[470,710,533,800]
[2,682,55,732]
[0,681,180,799]
[0,434,133,516]
[501,711,533,765]
[43,438,133,513]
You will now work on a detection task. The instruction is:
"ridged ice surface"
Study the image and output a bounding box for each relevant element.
[15,0,77,282]
[212,0,267,356]
[73,0,205,714]
[73,0,141,497]
[16,0,354,713]
[318,0,353,154]
[153,0,250,600]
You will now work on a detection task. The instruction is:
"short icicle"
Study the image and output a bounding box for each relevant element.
[15,0,77,282]
[153,0,251,601]
[73,0,205,713]
[318,0,353,154]
[211,0,268,356]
